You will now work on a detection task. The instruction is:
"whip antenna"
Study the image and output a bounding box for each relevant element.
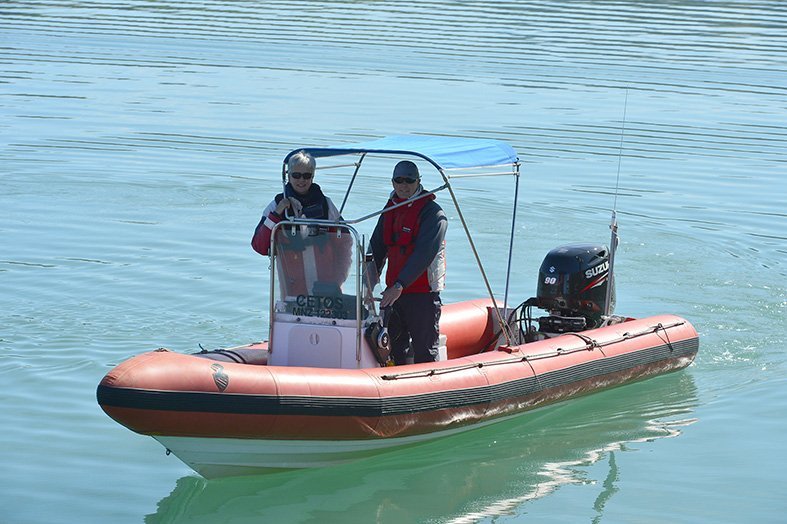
[604,88,628,317]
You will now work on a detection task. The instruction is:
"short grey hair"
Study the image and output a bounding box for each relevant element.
[287,150,316,174]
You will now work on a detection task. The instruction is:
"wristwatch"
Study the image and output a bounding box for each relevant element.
[393,281,403,291]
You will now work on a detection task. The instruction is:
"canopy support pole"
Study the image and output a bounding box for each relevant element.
[339,153,366,216]
[439,170,512,346]
[341,185,447,225]
[503,164,521,318]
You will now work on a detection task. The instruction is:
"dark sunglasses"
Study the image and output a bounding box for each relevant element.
[393,177,418,184]
[290,172,313,180]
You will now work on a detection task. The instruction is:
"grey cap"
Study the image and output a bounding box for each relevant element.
[392,160,420,179]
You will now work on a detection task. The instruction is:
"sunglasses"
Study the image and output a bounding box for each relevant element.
[393,177,419,184]
[290,172,313,180]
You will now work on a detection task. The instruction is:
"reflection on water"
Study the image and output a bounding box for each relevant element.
[591,451,619,524]
[148,372,697,523]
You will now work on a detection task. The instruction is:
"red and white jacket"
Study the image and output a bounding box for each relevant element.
[252,186,348,297]
[251,186,341,256]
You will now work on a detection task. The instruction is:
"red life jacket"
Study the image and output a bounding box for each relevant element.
[382,193,435,294]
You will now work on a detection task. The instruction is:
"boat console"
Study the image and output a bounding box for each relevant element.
[267,220,386,369]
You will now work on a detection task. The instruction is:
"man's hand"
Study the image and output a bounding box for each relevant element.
[380,283,403,308]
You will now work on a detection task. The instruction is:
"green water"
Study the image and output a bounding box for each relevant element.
[2,1,785,522]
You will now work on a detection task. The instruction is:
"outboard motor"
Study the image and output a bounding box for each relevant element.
[535,243,615,332]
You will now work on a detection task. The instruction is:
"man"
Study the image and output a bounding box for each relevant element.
[369,160,447,364]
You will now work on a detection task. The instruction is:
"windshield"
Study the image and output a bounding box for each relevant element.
[271,221,375,322]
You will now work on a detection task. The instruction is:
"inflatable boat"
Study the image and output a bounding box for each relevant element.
[97,136,699,478]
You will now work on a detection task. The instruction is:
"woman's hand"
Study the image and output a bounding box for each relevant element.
[275,198,291,215]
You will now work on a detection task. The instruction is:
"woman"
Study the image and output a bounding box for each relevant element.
[251,150,341,256]
[251,150,349,299]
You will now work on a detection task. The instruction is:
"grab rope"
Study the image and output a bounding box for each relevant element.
[654,322,675,352]
[521,355,544,390]
[380,320,686,380]
[565,332,606,356]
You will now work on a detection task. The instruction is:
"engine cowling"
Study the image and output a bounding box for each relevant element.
[535,243,615,330]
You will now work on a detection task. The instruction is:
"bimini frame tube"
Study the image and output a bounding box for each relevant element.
[503,163,521,317]
[339,153,366,216]
[336,177,515,346]
[438,168,513,345]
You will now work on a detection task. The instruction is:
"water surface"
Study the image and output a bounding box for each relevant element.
[1,1,785,523]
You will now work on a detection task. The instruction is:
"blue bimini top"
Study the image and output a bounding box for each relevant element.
[284,135,519,171]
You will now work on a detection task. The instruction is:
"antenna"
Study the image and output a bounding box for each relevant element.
[604,88,628,317]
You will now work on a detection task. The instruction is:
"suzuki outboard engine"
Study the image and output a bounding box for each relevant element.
[535,243,615,333]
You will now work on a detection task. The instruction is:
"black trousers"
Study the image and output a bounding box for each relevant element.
[388,292,442,365]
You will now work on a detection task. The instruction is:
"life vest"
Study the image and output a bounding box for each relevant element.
[382,193,435,294]
[275,183,329,220]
